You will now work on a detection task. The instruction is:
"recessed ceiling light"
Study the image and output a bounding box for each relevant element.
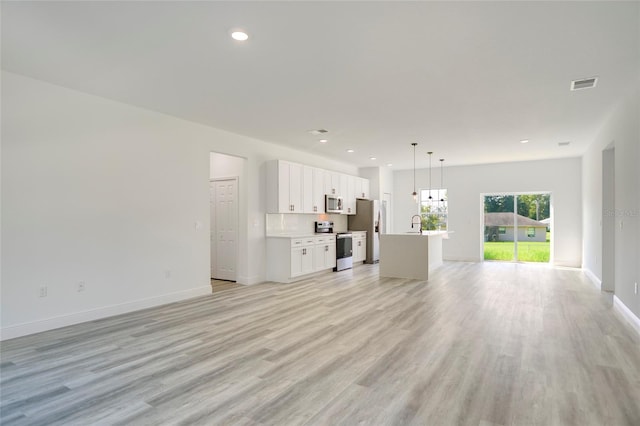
[370,157,377,160]
[520,139,529,144]
[319,139,328,143]
[231,31,249,41]
[387,163,393,167]
[346,149,354,153]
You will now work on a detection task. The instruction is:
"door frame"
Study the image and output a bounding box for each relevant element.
[480,191,553,264]
[210,176,239,281]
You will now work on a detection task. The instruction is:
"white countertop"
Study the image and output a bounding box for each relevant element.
[266,230,366,238]
[386,230,450,237]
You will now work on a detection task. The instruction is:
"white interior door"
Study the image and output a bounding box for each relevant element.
[210,178,238,281]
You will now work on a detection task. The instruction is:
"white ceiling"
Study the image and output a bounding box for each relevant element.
[2,1,639,169]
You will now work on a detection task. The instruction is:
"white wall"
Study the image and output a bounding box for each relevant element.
[359,166,394,232]
[393,158,582,266]
[582,89,639,318]
[210,152,244,179]
[1,71,357,339]
[359,167,381,199]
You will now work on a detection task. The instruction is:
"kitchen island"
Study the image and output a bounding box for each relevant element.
[379,231,448,280]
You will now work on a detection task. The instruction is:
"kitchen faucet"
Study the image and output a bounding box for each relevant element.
[411,215,422,235]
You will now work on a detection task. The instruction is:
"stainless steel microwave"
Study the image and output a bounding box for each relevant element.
[325,194,344,214]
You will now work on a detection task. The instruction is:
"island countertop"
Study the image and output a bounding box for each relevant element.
[385,230,450,237]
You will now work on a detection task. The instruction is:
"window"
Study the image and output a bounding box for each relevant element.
[420,189,447,230]
[527,227,536,237]
[498,227,506,234]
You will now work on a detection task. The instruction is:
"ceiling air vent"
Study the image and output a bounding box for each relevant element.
[308,129,328,136]
[558,141,571,147]
[570,77,598,91]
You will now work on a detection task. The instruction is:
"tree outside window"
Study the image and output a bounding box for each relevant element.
[420,189,447,230]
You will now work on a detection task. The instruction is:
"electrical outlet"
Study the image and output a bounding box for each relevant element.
[77,281,86,292]
[39,286,48,298]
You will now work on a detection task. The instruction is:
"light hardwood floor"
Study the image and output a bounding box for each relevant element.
[1,262,639,425]
[211,279,243,293]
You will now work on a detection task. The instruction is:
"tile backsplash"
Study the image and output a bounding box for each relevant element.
[266,214,348,235]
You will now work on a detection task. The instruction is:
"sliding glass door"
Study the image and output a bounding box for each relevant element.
[483,193,550,263]
[484,195,515,261]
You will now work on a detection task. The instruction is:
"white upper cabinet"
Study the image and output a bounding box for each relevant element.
[288,162,303,213]
[267,160,369,214]
[345,175,356,215]
[267,160,304,213]
[325,171,345,197]
[338,173,347,199]
[311,167,326,214]
[355,177,370,199]
[361,178,370,199]
[302,166,314,213]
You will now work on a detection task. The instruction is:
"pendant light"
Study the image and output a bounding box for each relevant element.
[427,152,433,200]
[440,158,445,201]
[411,143,418,201]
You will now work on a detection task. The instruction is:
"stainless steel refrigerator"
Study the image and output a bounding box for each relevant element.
[348,199,382,264]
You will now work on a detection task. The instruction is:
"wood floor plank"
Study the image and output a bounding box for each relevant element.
[1,262,639,425]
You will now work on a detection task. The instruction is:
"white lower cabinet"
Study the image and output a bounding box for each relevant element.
[314,236,337,271]
[267,235,336,283]
[352,232,367,263]
[291,246,314,277]
[290,238,315,277]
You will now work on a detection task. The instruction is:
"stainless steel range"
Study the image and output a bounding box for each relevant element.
[334,232,353,272]
[315,221,353,272]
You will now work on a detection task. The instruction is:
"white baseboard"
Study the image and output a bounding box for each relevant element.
[553,259,581,268]
[444,256,480,262]
[237,275,262,285]
[583,268,602,290]
[613,296,640,336]
[0,286,212,341]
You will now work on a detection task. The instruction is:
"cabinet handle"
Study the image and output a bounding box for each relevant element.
[325,246,328,252]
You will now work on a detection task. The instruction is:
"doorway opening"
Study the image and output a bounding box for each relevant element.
[483,193,551,263]
[210,152,243,282]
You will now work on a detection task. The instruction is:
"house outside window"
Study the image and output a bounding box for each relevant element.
[498,227,506,234]
[420,189,447,230]
[527,227,536,237]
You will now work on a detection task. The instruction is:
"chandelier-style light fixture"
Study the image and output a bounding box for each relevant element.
[411,143,418,201]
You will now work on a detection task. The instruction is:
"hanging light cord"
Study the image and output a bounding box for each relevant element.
[440,159,445,202]
[428,152,433,199]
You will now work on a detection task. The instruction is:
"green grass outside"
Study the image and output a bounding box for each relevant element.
[484,241,550,262]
